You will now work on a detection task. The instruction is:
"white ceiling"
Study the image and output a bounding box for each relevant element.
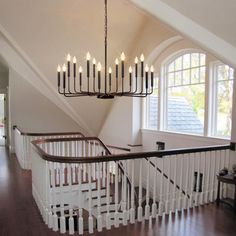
[161,0,236,47]
[0,0,161,134]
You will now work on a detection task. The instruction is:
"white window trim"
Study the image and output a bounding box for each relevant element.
[143,49,234,139]
[161,49,206,134]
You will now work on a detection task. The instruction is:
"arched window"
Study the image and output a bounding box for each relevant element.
[164,52,206,134]
[144,49,234,138]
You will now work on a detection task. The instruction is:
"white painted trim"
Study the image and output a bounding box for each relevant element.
[145,36,183,64]
[0,24,94,136]
[142,36,183,129]
[129,0,236,69]
[141,128,230,143]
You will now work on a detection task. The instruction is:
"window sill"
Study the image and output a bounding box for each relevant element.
[141,128,230,143]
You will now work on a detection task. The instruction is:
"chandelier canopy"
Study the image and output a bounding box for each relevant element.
[57,0,154,99]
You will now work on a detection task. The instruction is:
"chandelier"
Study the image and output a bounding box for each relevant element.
[56,0,154,99]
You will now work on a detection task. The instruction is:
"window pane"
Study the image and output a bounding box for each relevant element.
[191,68,200,84]
[168,62,175,72]
[175,57,182,71]
[216,80,233,137]
[191,53,200,67]
[183,69,190,85]
[167,84,205,134]
[200,67,206,83]
[175,71,182,86]
[148,96,158,129]
[200,54,206,66]
[147,78,158,129]
[168,73,175,87]
[183,54,190,69]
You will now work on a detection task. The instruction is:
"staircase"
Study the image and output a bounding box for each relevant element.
[14,127,233,234]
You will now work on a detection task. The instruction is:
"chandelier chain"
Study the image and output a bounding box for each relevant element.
[104,0,108,93]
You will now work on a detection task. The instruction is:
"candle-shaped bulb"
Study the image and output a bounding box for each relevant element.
[145,65,149,72]
[129,66,132,73]
[86,52,91,60]
[67,54,71,62]
[57,65,61,72]
[135,57,138,64]
[97,62,102,71]
[93,58,96,65]
[79,66,83,73]
[73,56,77,64]
[62,64,66,72]
[115,58,119,65]
[121,52,125,61]
[109,67,112,74]
[140,54,144,62]
[150,65,154,73]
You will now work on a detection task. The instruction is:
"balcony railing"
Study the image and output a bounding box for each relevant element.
[13,126,84,169]
[28,135,233,234]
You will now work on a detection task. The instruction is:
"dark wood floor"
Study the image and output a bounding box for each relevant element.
[0,147,235,236]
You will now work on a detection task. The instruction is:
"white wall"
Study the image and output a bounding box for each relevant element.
[0,70,8,89]
[142,129,229,151]
[8,68,82,150]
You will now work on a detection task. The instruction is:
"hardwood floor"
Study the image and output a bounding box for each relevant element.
[0,147,235,236]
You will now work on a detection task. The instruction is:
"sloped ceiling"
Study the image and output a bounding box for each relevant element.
[0,0,149,135]
[130,0,236,69]
[161,0,236,47]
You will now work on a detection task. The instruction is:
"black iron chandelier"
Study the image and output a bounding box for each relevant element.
[57,0,154,99]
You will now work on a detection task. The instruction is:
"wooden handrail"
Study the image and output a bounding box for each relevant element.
[13,125,85,137]
[31,137,231,163]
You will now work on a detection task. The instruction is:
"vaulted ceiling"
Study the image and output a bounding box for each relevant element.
[161,0,236,47]
[0,0,235,135]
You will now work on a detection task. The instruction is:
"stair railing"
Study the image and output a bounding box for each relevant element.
[31,136,233,235]
[13,125,84,169]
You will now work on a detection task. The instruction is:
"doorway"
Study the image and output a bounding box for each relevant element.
[0,94,6,146]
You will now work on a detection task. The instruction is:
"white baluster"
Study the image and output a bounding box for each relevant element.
[205,152,210,203]
[52,162,59,232]
[97,162,103,232]
[67,164,75,235]
[92,141,96,180]
[102,157,106,187]
[158,158,164,215]
[83,141,86,182]
[183,154,189,210]
[145,158,150,220]
[122,161,128,225]
[130,160,135,224]
[45,161,50,225]
[200,152,206,205]
[171,155,177,212]
[151,158,157,218]
[106,162,111,229]
[165,157,171,214]
[114,162,119,228]
[78,165,83,235]
[137,160,143,222]
[210,151,217,202]
[88,164,93,234]
[189,153,195,208]
[48,162,54,228]
[59,163,66,234]
[178,154,184,210]
[195,152,201,206]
